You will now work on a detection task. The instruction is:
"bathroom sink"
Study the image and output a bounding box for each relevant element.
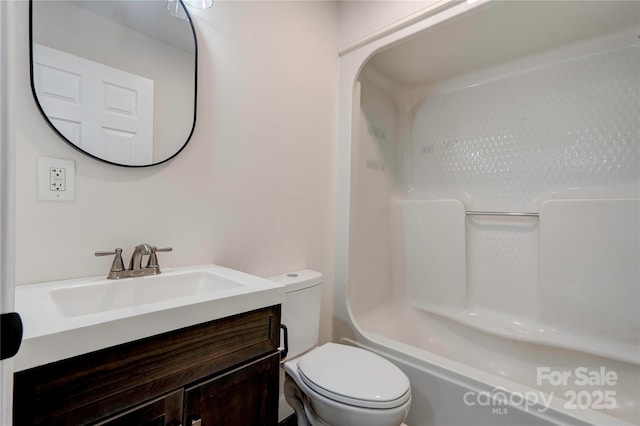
[14,265,285,371]
[51,270,243,317]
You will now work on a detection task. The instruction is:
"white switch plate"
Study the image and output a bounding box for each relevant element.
[38,157,75,201]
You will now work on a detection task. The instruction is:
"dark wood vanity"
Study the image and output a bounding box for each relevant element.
[13,305,281,426]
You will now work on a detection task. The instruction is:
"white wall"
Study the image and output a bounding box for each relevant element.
[10,0,338,340]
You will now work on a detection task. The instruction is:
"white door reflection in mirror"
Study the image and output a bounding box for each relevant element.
[34,43,154,165]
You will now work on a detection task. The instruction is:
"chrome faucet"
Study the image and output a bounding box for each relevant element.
[95,244,173,279]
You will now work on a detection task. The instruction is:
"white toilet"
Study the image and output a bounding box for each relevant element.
[268,270,411,426]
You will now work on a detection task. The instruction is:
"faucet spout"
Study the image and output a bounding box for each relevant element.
[129,243,152,270]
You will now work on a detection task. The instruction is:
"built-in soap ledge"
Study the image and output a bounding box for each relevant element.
[410,302,639,365]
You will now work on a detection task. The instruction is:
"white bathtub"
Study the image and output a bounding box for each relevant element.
[345,301,638,426]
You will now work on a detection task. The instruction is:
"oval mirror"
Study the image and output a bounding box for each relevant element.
[29,0,197,167]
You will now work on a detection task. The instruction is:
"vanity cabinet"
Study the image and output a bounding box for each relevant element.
[13,305,281,426]
[184,352,279,425]
[96,390,184,426]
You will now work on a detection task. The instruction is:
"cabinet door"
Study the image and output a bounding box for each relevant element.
[184,353,279,426]
[95,389,183,426]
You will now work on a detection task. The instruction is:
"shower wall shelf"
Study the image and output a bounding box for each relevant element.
[465,210,540,218]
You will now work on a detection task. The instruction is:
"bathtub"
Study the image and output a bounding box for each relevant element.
[334,1,640,425]
[344,301,638,426]
[341,201,639,426]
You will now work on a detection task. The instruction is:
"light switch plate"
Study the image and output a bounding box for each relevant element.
[38,157,75,201]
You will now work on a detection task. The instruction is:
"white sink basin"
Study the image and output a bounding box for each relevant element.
[14,265,285,371]
[51,271,243,317]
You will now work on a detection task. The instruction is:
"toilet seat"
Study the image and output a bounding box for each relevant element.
[297,343,411,409]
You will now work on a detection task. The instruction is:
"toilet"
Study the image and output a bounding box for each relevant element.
[268,270,411,426]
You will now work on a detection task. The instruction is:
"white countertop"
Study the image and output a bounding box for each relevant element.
[14,264,285,371]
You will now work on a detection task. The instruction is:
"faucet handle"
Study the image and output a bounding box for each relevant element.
[146,246,173,271]
[95,248,125,274]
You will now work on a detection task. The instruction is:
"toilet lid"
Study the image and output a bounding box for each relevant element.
[297,343,410,409]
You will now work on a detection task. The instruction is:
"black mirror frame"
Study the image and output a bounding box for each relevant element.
[28,0,198,168]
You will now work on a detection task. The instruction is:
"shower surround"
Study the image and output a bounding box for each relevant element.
[337,1,640,425]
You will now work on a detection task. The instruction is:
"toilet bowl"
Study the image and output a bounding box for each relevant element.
[284,342,411,426]
[267,270,411,426]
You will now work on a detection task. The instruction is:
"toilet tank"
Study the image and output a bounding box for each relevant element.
[267,270,322,359]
